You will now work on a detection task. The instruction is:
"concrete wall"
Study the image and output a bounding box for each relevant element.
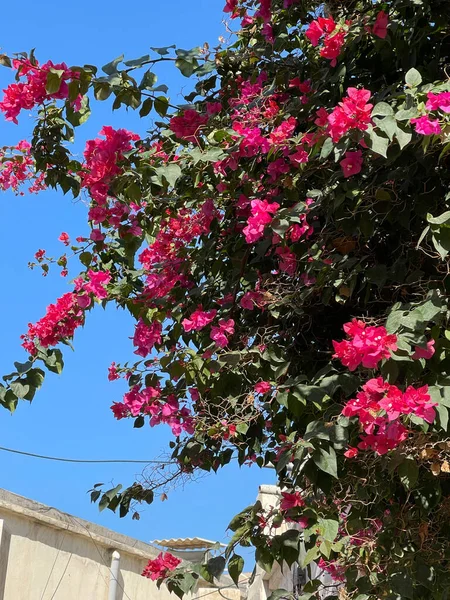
[0,489,233,600]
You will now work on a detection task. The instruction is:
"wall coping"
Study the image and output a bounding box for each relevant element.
[0,488,159,561]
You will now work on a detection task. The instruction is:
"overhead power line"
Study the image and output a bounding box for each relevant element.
[0,445,169,465]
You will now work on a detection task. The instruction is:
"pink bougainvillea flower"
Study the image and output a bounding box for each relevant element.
[254,381,271,394]
[340,149,363,177]
[305,17,336,46]
[189,388,200,402]
[223,0,238,14]
[372,11,389,39]
[333,319,397,370]
[90,229,105,242]
[275,246,297,275]
[0,59,79,123]
[317,558,346,582]
[206,101,222,116]
[169,109,208,143]
[182,308,217,332]
[108,362,120,381]
[320,30,346,66]
[110,402,128,420]
[83,269,111,300]
[289,148,309,165]
[342,378,437,455]
[58,232,70,246]
[412,339,435,360]
[210,318,235,348]
[123,386,146,416]
[80,126,139,208]
[411,116,442,135]
[403,385,436,423]
[240,291,262,310]
[344,447,359,458]
[280,491,304,511]
[142,552,181,581]
[426,91,450,114]
[314,107,329,127]
[21,292,85,355]
[243,199,279,243]
[305,20,325,46]
[133,320,162,357]
[327,88,373,141]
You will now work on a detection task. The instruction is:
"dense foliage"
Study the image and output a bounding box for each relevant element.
[2,0,450,597]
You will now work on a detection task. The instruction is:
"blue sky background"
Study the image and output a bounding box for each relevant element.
[0,1,274,565]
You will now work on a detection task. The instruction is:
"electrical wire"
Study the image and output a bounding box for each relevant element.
[0,445,170,465]
[40,526,69,600]
[49,553,73,600]
[66,514,134,600]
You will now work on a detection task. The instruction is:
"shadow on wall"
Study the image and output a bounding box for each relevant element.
[0,507,152,600]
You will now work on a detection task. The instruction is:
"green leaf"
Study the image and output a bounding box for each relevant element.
[102,54,124,75]
[395,124,412,149]
[367,128,390,157]
[154,163,182,187]
[398,457,419,490]
[405,68,422,88]
[177,572,198,595]
[0,54,12,68]
[300,545,319,568]
[150,45,175,56]
[312,446,338,478]
[3,389,17,413]
[317,518,339,542]
[14,361,33,375]
[154,96,169,117]
[25,368,45,390]
[372,102,394,117]
[219,352,241,367]
[319,539,333,558]
[99,484,122,512]
[374,115,397,141]
[94,82,112,101]
[427,211,450,225]
[294,385,329,406]
[395,107,419,121]
[320,137,334,160]
[10,380,30,399]
[228,554,244,586]
[139,70,157,90]
[428,386,449,431]
[66,96,91,127]
[139,98,153,117]
[123,54,151,68]
[80,252,92,267]
[413,480,441,511]
[175,58,198,77]
[44,349,64,374]
[390,572,414,598]
[45,69,64,94]
[205,556,226,579]
[267,590,292,600]
[255,545,274,572]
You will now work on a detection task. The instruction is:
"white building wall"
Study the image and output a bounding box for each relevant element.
[247,485,339,600]
[0,489,204,600]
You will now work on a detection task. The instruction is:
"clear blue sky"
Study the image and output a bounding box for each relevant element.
[0,1,273,564]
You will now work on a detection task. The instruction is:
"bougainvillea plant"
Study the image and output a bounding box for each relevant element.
[2,0,450,597]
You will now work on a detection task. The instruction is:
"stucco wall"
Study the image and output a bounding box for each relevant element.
[0,489,214,600]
